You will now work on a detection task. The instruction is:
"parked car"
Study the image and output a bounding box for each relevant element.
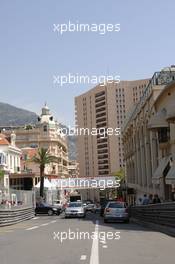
[65,202,86,218]
[83,200,95,212]
[35,202,61,216]
[104,201,129,223]
[53,200,63,211]
[100,200,111,216]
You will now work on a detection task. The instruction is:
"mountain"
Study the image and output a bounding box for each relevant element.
[0,102,38,126]
[0,102,77,160]
[58,123,77,160]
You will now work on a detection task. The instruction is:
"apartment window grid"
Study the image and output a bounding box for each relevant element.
[95,91,110,176]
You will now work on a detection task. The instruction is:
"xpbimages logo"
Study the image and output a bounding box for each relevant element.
[53,229,121,243]
[53,73,120,87]
[53,21,120,35]
[57,126,121,138]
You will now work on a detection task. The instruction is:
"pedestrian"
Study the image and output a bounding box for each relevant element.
[153,194,161,204]
[142,194,149,205]
[137,197,142,205]
[149,194,153,204]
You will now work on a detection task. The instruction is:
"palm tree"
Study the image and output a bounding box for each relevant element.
[32,148,59,197]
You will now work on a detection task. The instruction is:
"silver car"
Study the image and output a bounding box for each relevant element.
[65,202,86,218]
[104,201,129,223]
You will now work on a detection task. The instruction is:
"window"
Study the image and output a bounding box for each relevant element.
[43,125,47,132]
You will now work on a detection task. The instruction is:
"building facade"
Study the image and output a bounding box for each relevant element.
[122,67,175,203]
[75,79,149,178]
[68,160,79,178]
[3,105,69,190]
[0,133,22,201]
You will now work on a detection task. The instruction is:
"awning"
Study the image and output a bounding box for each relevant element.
[166,164,175,184]
[148,113,168,130]
[152,156,170,184]
[35,178,56,189]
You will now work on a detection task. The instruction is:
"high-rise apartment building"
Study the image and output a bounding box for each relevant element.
[75,79,149,178]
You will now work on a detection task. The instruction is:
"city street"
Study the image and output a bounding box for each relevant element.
[0,212,174,264]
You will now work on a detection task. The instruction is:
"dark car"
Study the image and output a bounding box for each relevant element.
[35,202,61,216]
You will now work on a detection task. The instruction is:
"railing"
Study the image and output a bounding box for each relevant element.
[131,202,175,228]
[0,188,35,209]
[0,207,35,226]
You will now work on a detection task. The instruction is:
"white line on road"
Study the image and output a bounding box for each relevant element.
[33,217,40,220]
[26,226,39,231]
[50,220,57,224]
[40,223,50,226]
[102,245,108,249]
[89,220,99,264]
[80,255,87,260]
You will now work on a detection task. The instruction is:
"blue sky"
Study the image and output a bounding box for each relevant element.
[0,0,175,126]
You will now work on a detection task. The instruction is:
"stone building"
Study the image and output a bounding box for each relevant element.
[0,133,21,201]
[122,67,175,203]
[4,104,69,189]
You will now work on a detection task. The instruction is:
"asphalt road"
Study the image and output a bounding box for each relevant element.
[0,212,174,264]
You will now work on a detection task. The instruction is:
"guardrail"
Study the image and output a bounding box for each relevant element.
[130,202,175,228]
[0,207,35,227]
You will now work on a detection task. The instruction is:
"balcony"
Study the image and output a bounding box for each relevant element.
[98,160,108,164]
[99,170,109,175]
[96,107,106,113]
[97,144,108,149]
[96,117,106,124]
[96,123,107,128]
[98,165,109,170]
[95,91,105,98]
[97,138,108,144]
[98,154,108,159]
[95,102,106,108]
[95,96,106,103]
[96,112,106,118]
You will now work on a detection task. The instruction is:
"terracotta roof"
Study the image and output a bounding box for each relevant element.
[21,147,38,158]
[0,134,10,145]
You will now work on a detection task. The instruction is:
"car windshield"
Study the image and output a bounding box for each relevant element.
[37,203,49,207]
[68,203,82,207]
[108,203,125,208]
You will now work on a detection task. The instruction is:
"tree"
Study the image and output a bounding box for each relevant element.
[112,169,125,198]
[31,148,59,197]
[0,170,5,178]
[0,170,5,187]
[113,168,125,182]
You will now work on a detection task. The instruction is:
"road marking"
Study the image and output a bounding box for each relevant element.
[26,226,39,231]
[50,220,57,224]
[33,217,40,220]
[100,240,106,244]
[80,255,87,260]
[103,245,108,248]
[89,220,99,264]
[40,223,49,226]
